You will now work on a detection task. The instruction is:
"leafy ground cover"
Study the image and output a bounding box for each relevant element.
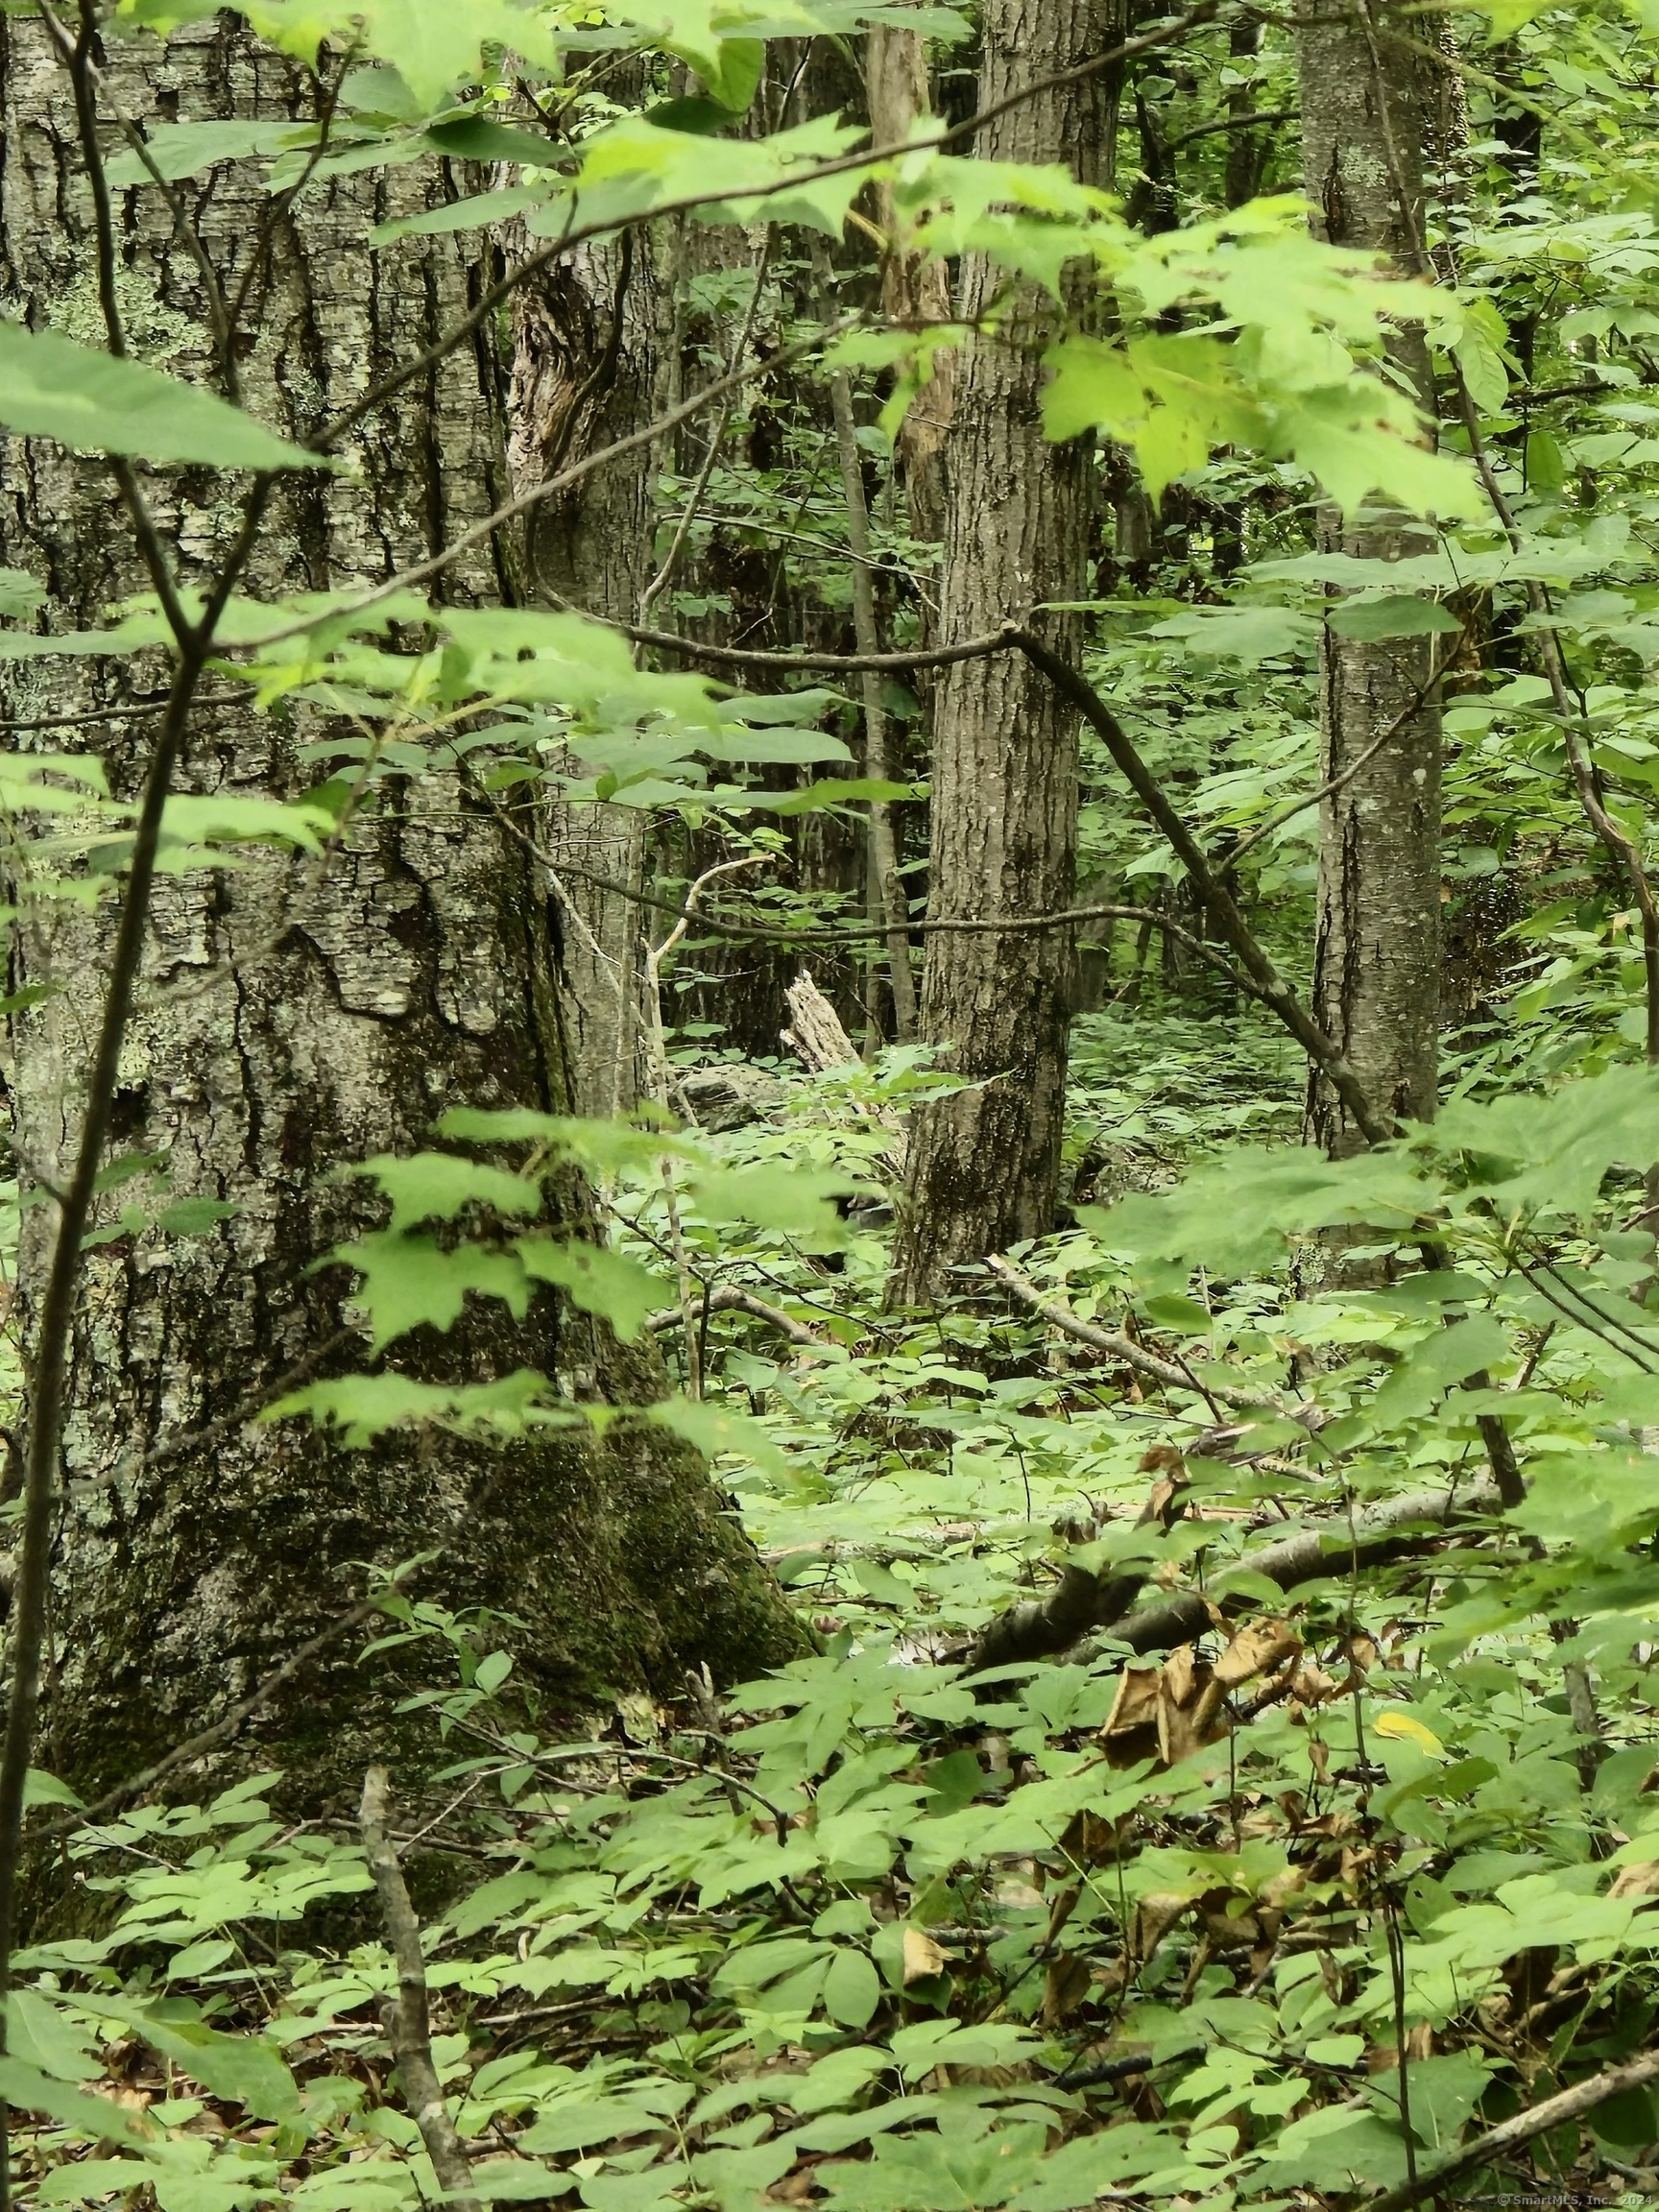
[8,1019,1659,2212]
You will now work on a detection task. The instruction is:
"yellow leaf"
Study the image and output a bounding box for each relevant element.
[1373,1709,1443,1755]
[902,1927,949,1984]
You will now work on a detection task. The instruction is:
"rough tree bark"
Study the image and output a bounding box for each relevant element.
[507,179,666,1118]
[0,14,801,1814]
[1298,0,1444,1154]
[866,26,955,549]
[889,0,1117,1304]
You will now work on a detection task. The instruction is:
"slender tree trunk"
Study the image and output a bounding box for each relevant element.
[867,27,955,550]
[1298,0,1444,1154]
[0,16,800,1812]
[509,219,666,1117]
[890,0,1117,1304]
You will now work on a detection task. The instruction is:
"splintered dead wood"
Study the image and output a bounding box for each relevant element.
[781,967,906,1175]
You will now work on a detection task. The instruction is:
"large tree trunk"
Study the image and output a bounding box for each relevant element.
[0,14,801,1814]
[889,0,1116,1304]
[1298,0,1444,1154]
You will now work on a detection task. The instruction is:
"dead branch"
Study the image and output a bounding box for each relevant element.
[987,1255,1279,1411]
[647,1283,828,1348]
[359,1767,483,2212]
[973,1476,1506,1671]
[1368,2044,1659,2212]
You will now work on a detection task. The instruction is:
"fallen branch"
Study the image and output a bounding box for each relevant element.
[647,1284,828,1349]
[973,1476,1506,1671]
[1108,1475,1508,1658]
[359,1767,483,2212]
[1367,2044,1659,2212]
[987,1255,1277,1412]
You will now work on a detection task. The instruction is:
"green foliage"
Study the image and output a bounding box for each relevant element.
[0,324,313,470]
[22,0,1659,2206]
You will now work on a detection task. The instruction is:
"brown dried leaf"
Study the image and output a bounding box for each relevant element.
[1163,1645,1202,1708]
[1101,1664,1162,1742]
[1290,1664,1339,1708]
[1059,1808,1127,1867]
[1158,1648,1228,1766]
[1042,1952,1094,2027]
[1608,1861,1659,1900]
[1214,1618,1303,1689]
[1134,1891,1192,1959]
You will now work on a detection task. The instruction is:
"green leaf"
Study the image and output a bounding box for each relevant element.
[104,120,304,186]
[349,0,561,108]
[369,184,544,248]
[727,778,917,815]
[1146,605,1320,662]
[647,1396,793,1479]
[821,1947,881,2028]
[9,1992,99,2084]
[516,1238,665,1340]
[699,35,765,112]
[1327,593,1462,641]
[348,1152,541,1232]
[158,793,336,855]
[23,1769,85,1810]
[1370,1313,1511,1420]
[688,1165,858,1243]
[337,1231,529,1346]
[107,2006,300,2122]
[265,1368,574,1447]
[1527,428,1567,498]
[155,1197,238,1238]
[0,324,316,471]
[423,117,561,165]
[0,2056,151,2145]
[1455,327,1510,415]
[0,566,45,619]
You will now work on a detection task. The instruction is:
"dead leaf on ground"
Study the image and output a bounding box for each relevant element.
[1134,1891,1192,1960]
[1042,1952,1094,2027]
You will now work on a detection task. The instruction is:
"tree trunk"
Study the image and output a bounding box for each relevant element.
[508,178,666,1118]
[0,14,801,1815]
[889,0,1117,1304]
[866,27,955,549]
[1298,0,1444,1154]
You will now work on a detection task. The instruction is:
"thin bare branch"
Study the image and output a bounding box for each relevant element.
[359,1768,483,2212]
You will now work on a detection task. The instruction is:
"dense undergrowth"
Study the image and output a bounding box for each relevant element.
[11,997,1659,2212]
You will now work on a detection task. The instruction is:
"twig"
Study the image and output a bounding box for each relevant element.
[986,1255,1276,1411]
[358,1767,483,2212]
[1163,105,1295,151]
[1008,627,1394,1145]
[646,1283,827,1348]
